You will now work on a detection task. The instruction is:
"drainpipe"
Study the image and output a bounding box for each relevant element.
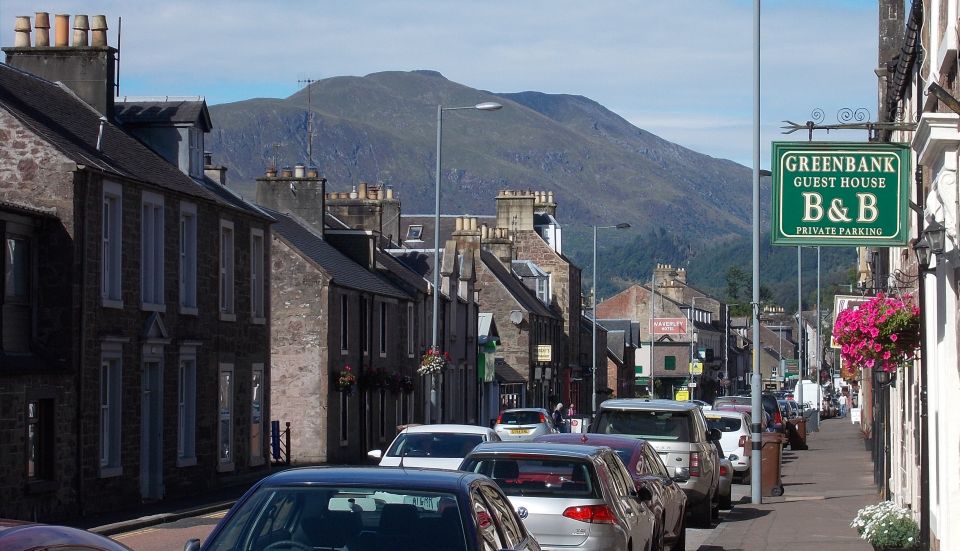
[915,49,930,551]
[75,169,89,517]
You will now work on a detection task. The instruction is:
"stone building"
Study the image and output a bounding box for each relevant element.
[0,14,271,520]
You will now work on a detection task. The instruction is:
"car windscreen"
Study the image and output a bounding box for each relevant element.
[499,411,544,425]
[462,457,601,498]
[713,396,750,408]
[705,416,742,432]
[386,433,483,458]
[592,410,691,441]
[205,486,465,551]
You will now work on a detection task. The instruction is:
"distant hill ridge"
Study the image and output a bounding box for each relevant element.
[208,70,844,309]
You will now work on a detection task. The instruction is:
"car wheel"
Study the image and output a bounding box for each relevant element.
[720,488,732,509]
[690,493,712,528]
[710,487,720,520]
[671,521,686,551]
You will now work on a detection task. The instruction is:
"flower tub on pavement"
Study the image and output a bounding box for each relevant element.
[851,500,919,550]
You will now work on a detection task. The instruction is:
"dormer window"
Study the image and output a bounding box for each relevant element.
[405,225,423,242]
[188,128,204,178]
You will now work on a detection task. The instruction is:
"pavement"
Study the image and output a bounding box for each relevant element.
[689,414,877,551]
[69,416,878,551]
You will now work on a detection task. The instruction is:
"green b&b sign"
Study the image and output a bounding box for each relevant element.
[771,142,910,246]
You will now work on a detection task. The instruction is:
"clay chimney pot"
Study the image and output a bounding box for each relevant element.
[34,12,50,46]
[90,15,107,46]
[54,14,69,46]
[72,14,89,47]
[14,16,31,47]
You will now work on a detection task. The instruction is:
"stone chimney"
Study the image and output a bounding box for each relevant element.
[256,163,327,235]
[653,263,685,303]
[4,13,117,118]
[495,190,536,233]
[453,216,481,254]
[203,151,228,186]
[480,225,514,268]
[533,190,557,217]
[324,182,402,245]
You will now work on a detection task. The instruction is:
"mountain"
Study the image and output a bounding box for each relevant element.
[208,70,842,309]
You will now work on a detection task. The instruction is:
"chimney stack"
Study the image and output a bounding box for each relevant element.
[256,162,327,235]
[4,13,117,118]
[481,226,514,267]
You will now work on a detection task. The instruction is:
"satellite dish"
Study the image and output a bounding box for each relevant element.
[509,310,523,325]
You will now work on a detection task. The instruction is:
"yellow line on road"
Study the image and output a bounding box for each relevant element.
[202,510,228,519]
[114,527,157,539]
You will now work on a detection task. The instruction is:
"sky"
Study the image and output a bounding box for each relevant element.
[0,1,879,168]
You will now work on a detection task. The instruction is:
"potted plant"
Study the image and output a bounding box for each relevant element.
[335,366,356,394]
[850,501,919,550]
[418,348,450,376]
[833,293,920,376]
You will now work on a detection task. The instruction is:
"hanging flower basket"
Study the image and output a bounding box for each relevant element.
[387,373,416,394]
[418,348,450,376]
[359,368,390,391]
[832,293,920,375]
[335,366,356,394]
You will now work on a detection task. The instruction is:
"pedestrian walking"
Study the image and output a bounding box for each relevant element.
[552,403,565,432]
[839,393,848,418]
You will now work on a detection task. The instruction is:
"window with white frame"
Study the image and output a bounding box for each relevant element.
[250,229,265,322]
[250,365,264,464]
[340,295,349,354]
[101,181,122,306]
[379,302,387,356]
[219,220,235,319]
[177,349,197,465]
[339,392,349,445]
[188,127,204,178]
[407,303,414,358]
[99,345,122,476]
[218,364,234,470]
[141,191,165,309]
[179,202,197,313]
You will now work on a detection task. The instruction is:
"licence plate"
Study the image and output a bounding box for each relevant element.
[510,429,529,435]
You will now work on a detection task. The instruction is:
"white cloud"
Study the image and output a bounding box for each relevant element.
[0,0,878,164]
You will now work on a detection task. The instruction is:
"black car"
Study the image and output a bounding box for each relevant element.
[187,467,541,551]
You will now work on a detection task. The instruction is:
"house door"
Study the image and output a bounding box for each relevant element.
[141,359,164,500]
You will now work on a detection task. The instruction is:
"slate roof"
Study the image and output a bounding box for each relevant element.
[597,319,636,346]
[0,63,265,218]
[607,330,626,363]
[115,99,211,130]
[264,208,409,300]
[480,250,558,319]
[400,214,496,249]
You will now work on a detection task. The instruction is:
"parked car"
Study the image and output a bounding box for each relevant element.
[590,399,721,528]
[714,393,785,432]
[689,399,711,411]
[368,424,500,469]
[494,408,559,441]
[712,440,733,509]
[188,466,540,551]
[703,409,752,481]
[0,519,133,551]
[461,442,657,551]
[534,433,687,551]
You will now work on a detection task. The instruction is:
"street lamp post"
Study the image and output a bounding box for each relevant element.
[592,223,630,413]
[431,101,501,423]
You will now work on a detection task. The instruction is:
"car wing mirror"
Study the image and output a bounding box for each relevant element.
[708,428,722,442]
[367,449,383,460]
[636,486,654,502]
[184,539,201,551]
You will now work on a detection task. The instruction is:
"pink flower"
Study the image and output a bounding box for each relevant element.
[889,333,898,342]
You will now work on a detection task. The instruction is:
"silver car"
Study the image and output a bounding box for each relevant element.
[591,399,721,528]
[494,408,558,441]
[460,442,657,551]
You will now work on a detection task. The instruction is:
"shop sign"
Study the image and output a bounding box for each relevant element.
[651,318,687,335]
[771,142,910,246]
[536,344,552,362]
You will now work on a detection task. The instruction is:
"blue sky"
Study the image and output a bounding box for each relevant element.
[1,1,878,167]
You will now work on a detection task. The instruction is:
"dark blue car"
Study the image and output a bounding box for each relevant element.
[186,467,541,551]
